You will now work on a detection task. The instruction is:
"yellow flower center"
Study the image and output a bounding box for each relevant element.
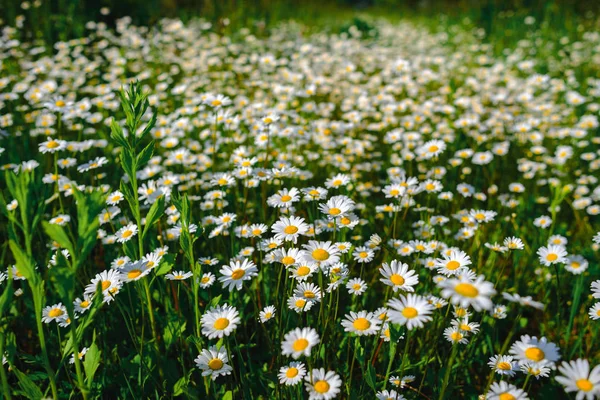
[425,183,435,191]
[296,266,311,276]
[309,189,319,196]
[524,347,545,362]
[127,269,142,279]
[546,253,558,262]
[314,380,330,393]
[311,249,329,262]
[304,291,315,299]
[280,195,292,202]
[281,256,296,266]
[446,260,461,270]
[390,189,400,196]
[101,280,111,291]
[353,318,371,331]
[328,207,341,216]
[454,283,479,298]
[208,358,223,370]
[213,318,230,330]
[47,140,59,148]
[231,269,245,280]
[390,274,405,286]
[402,307,418,319]
[428,145,439,153]
[292,338,309,351]
[286,367,299,378]
[576,379,594,392]
[49,308,63,318]
[121,230,133,239]
[295,299,306,308]
[332,179,342,186]
[211,99,222,107]
[284,226,299,234]
[80,300,89,308]
[498,394,515,400]
[201,276,210,283]
[497,361,512,370]
[358,252,368,259]
[55,100,66,107]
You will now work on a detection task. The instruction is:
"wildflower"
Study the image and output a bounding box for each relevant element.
[379,260,419,292]
[341,311,381,336]
[387,294,434,330]
[42,303,67,324]
[195,346,233,380]
[486,381,529,400]
[488,355,517,377]
[219,258,258,291]
[438,275,496,311]
[278,361,306,386]
[272,216,309,243]
[259,306,276,323]
[165,271,193,281]
[555,359,600,400]
[281,327,320,359]
[509,335,561,367]
[537,244,568,266]
[201,304,240,339]
[304,368,342,400]
[69,347,88,364]
[116,223,138,243]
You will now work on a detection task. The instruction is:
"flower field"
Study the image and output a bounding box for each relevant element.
[0,13,600,400]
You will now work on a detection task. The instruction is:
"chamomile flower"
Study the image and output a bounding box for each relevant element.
[199,272,216,288]
[42,303,67,324]
[49,214,70,226]
[438,275,496,311]
[589,303,600,320]
[201,304,240,339]
[165,271,193,281]
[504,236,525,250]
[195,345,233,380]
[346,278,368,295]
[444,327,468,345]
[259,305,276,323]
[278,361,307,386]
[106,190,124,205]
[39,138,67,154]
[341,310,381,336]
[272,216,309,243]
[84,269,122,303]
[116,223,138,243]
[486,381,529,400]
[219,258,258,291]
[555,359,600,400]
[376,390,405,400]
[434,249,472,276]
[352,246,374,263]
[509,335,561,367]
[119,260,150,282]
[379,260,419,292]
[387,294,434,330]
[318,195,355,219]
[304,368,342,400]
[69,347,88,364]
[73,297,92,314]
[537,244,568,266]
[488,355,518,377]
[302,240,340,267]
[281,327,320,359]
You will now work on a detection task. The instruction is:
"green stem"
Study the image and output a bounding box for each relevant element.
[438,344,458,400]
[0,331,11,400]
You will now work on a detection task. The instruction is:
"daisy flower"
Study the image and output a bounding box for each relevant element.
[592,280,600,298]
[201,304,240,339]
[444,327,468,345]
[438,275,496,311]
[341,310,381,336]
[533,215,552,229]
[281,327,320,359]
[73,297,92,314]
[418,139,446,159]
[486,381,529,400]
[555,359,600,400]
[42,303,67,324]
[304,368,342,400]
[119,260,150,282]
[488,355,518,377]
[589,303,600,320]
[376,390,405,400]
[116,223,138,243]
[325,173,351,189]
[352,246,374,263]
[504,236,524,250]
[509,335,561,367]
[39,138,67,153]
[278,362,306,386]
[272,216,309,243]
[294,282,323,303]
[165,271,193,281]
[434,249,472,276]
[379,260,419,292]
[301,241,340,267]
[387,294,434,330]
[536,244,568,266]
[290,263,317,281]
[565,255,588,274]
[267,187,300,208]
[218,258,258,291]
[318,195,355,219]
[195,345,233,380]
[520,362,551,379]
[84,269,122,303]
[287,296,316,313]
[69,347,88,364]
[259,305,276,323]
[346,278,368,296]
[199,272,216,288]
[50,214,71,226]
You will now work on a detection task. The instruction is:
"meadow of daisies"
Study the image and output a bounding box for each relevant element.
[0,13,600,400]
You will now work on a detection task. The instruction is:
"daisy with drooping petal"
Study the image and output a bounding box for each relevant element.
[195,345,233,380]
[294,282,323,303]
[304,368,342,400]
[201,304,240,339]
[438,275,496,311]
[218,258,258,291]
[278,361,306,386]
[376,390,405,400]
[589,303,600,320]
[287,296,316,313]
[341,310,381,336]
[281,327,320,359]
[488,355,518,377]
[50,214,70,226]
[555,358,600,400]
[165,271,193,281]
[379,260,419,292]
[387,294,434,330]
[84,269,122,303]
[119,260,150,282]
[509,334,561,367]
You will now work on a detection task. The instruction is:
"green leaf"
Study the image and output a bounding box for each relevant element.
[142,196,164,239]
[83,342,101,384]
[8,240,38,284]
[13,367,44,400]
[42,222,75,258]
[137,140,155,169]
[110,119,130,150]
[222,391,233,400]
[365,363,377,391]
[120,150,136,183]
